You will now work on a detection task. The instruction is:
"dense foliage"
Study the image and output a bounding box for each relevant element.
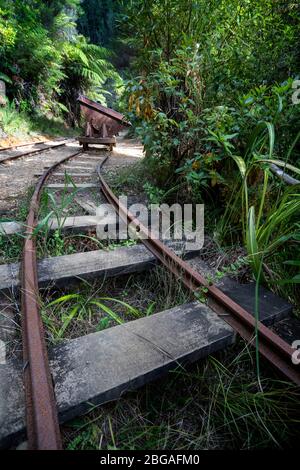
[0,0,120,126]
[0,0,299,294]
[121,0,300,294]
[78,0,120,47]
[0,0,299,451]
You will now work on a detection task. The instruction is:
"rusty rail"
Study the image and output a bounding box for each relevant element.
[19,147,299,450]
[21,148,82,449]
[0,140,72,164]
[97,157,300,386]
[0,140,47,152]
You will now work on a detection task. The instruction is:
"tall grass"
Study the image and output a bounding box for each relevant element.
[42,292,143,343]
[246,189,300,281]
[217,122,300,291]
[0,102,31,136]
[63,342,300,450]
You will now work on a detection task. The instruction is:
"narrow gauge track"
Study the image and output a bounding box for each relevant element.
[0,140,48,152]
[19,151,300,450]
[0,139,73,164]
[97,157,300,387]
[21,147,83,450]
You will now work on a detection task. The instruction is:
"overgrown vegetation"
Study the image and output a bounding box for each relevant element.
[63,343,300,450]
[121,0,300,302]
[0,176,137,263]
[0,0,122,138]
[1,0,300,451]
[41,265,191,344]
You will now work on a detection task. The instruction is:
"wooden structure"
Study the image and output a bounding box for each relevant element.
[77,95,130,151]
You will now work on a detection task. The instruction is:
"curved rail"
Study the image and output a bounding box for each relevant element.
[97,157,300,386]
[21,148,82,449]
[19,149,300,449]
[0,139,73,164]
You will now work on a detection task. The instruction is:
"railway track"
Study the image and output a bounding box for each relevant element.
[0,138,81,215]
[98,158,300,385]
[1,142,299,449]
[21,147,83,450]
[0,138,74,165]
[0,140,48,152]
[0,140,102,448]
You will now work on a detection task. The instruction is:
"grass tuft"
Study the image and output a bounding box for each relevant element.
[63,342,300,450]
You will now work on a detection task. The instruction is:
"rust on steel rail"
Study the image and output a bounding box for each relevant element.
[97,157,300,386]
[0,140,71,164]
[22,148,82,449]
[0,140,47,152]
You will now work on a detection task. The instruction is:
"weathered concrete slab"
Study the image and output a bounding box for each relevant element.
[62,162,96,168]
[78,156,103,161]
[0,209,159,236]
[35,172,94,177]
[66,166,96,171]
[221,282,293,325]
[0,214,117,236]
[64,159,98,165]
[188,258,293,324]
[46,214,150,238]
[273,316,300,345]
[0,242,200,291]
[0,297,16,338]
[0,360,24,447]
[46,183,98,189]
[0,221,22,235]
[74,197,98,214]
[44,165,95,171]
[0,301,234,447]
[47,215,105,233]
